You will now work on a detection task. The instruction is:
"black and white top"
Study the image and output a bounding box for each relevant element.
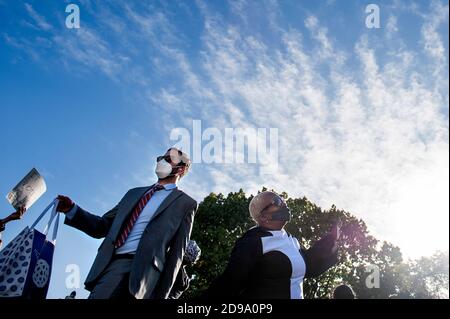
[207,226,338,299]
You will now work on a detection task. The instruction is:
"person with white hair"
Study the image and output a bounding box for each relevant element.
[207,191,341,299]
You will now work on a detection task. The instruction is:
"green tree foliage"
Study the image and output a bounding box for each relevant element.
[184,189,449,299]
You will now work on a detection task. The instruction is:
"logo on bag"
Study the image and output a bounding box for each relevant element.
[32,259,50,288]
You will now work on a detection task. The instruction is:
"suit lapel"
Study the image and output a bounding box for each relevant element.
[116,185,153,226]
[115,186,183,239]
[150,189,184,222]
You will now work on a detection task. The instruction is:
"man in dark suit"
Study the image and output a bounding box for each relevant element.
[56,148,197,299]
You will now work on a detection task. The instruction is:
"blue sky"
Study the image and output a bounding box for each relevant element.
[0,0,448,299]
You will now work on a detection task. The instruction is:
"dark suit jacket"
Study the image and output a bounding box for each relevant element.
[206,227,338,298]
[64,186,197,299]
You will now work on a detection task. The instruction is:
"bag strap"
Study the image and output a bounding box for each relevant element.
[30,199,57,230]
[30,199,61,243]
[43,199,59,236]
[51,210,60,243]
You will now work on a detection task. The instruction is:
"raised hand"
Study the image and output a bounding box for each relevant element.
[9,206,26,221]
[56,195,75,213]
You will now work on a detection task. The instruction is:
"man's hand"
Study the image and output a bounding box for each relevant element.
[56,195,75,213]
[10,206,26,221]
[1,206,26,226]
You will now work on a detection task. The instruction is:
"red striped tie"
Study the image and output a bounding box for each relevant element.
[114,184,165,248]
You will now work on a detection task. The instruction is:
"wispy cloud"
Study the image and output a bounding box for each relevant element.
[386,15,398,37]
[24,3,52,31]
[421,0,449,80]
[52,28,125,79]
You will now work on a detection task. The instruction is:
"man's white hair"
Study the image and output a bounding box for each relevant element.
[249,191,282,223]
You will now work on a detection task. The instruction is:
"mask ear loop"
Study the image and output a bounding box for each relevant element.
[259,199,275,216]
[258,200,274,225]
[171,161,187,176]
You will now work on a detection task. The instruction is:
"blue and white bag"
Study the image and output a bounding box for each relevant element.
[0,199,60,299]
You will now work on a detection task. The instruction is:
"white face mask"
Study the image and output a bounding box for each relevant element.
[155,159,174,179]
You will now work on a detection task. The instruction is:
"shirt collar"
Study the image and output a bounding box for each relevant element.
[156,183,177,190]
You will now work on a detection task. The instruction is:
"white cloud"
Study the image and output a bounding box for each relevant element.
[53,28,124,79]
[386,15,398,37]
[24,3,52,31]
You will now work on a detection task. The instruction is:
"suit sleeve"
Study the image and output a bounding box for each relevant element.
[64,204,118,239]
[205,236,261,298]
[153,201,197,299]
[302,233,338,278]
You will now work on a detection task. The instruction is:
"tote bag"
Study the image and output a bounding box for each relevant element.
[0,199,60,299]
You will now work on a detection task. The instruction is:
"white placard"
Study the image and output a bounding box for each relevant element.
[6,168,47,210]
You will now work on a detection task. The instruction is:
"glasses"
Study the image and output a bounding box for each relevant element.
[259,196,287,216]
[157,154,185,166]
